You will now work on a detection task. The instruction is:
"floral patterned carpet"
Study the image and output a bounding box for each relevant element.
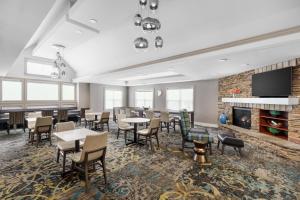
[0,123,299,200]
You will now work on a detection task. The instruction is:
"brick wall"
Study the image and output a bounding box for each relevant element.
[218,58,300,144]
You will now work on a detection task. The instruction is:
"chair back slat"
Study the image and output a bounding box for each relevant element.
[145,110,154,119]
[9,112,25,125]
[42,110,54,117]
[100,112,110,123]
[148,118,160,134]
[160,111,170,122]
[56,121,75,132]
[57,110,68,122]
[35,116,52,134]
[81,132,108,162]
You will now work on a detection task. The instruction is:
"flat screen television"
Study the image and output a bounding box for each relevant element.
[252,67,292,97]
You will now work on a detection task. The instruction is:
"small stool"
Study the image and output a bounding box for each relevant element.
[193,140,211,170]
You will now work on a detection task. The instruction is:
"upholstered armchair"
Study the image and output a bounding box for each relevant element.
[179,110,213,153]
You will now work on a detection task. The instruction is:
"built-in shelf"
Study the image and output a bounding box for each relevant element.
[259,109,288,140]
[222,97,299,105]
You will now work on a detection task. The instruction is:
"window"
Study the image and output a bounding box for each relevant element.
[105,89,122,109]
[26,60,58,77]
[62,84,75,101]
[166,88,193,111]
[2,80,22,101]
[27,82,59,100]
[135,91,153,108]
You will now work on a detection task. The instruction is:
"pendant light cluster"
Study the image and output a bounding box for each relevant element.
[134,0,163,49]
[51,44,67,79]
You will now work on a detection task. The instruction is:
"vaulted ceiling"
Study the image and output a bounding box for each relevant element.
[3,0,300,85]
[0,0,55,76]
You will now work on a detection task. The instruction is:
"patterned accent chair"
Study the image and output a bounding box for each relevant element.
[179,110,213,153]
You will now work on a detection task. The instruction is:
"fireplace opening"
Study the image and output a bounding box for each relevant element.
[233,107,251,129]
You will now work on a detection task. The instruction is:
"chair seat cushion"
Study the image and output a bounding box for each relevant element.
[137,129,149,135]
[57,141,83,151]
[218,133,244,147]
[70,151,82,163]
[185,132,213,143]
[119,125,134,130]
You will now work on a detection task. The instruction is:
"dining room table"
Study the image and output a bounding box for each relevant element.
[54,128,101,152]
[121,117,150,144]
[53,128,103,176]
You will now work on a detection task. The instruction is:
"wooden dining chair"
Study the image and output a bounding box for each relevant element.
[85,110,96,128]
[117,114,134,144]
[160,111,175,133]
[137,118,160,151]
[42,110,54,117]
[29,116,52,147]
[57,110,68,123]
[94,112,110,131]
[7,111,26,134]
[55,121,83,173]
[71,132,108,192]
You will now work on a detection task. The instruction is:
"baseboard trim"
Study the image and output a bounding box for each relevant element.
[194,122,219,128]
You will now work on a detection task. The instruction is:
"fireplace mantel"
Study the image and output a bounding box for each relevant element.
[222,97,299,105]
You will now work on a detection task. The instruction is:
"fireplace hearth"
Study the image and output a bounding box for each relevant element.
[233,107,251,129]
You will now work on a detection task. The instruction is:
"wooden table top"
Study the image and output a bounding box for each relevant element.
[53,128,102,142]
[121,118,150,123]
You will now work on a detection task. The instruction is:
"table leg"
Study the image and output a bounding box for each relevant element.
[133,123,137,143]
[75,140,80,152]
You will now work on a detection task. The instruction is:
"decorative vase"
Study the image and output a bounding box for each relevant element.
[219,113,228,124]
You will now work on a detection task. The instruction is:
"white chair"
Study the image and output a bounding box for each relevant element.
[160,111,175,133]
[56,121,83,173]
[117,114,134,144]
[85,110,96,128]
[137,118,160,151]
[71,132,108,192]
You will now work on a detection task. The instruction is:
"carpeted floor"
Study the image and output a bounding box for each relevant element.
[0,123,299,200]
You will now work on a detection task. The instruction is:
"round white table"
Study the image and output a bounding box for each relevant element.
[121,118,150,144]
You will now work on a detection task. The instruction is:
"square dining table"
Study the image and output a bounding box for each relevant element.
[54,128,101,152]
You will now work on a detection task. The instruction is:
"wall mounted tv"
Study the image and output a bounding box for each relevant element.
[252,67,292,97]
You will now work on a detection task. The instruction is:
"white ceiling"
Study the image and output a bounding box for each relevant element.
[9,0,300,85]
[0,0,55,76]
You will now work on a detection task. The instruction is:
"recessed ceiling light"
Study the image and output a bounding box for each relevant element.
[89,19,97,24]
[219,58,229,62]
[75,30,83,35]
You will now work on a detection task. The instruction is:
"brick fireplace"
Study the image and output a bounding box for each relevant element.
[218,57,300,144]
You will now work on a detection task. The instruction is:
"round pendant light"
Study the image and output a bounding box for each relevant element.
[149,0,159,10]
[142,17,161,31]
[134,14,142,26]
[134,37,148,49]
[139,0,147,7]
[155,36,163,48]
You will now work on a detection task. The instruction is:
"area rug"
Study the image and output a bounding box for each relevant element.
[0,124,299,200]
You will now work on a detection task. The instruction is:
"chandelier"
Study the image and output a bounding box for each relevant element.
[51,44,67,79]
[134,0,163,49]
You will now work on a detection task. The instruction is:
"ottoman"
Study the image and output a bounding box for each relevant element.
[217,133,244,156]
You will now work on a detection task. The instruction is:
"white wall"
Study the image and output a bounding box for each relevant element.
[77,83,90,109]
[90,83,127,112]
[128,80,218,124]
